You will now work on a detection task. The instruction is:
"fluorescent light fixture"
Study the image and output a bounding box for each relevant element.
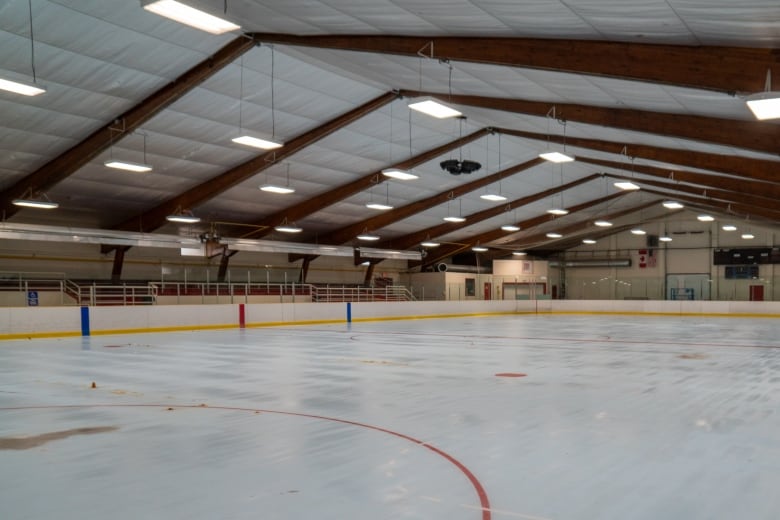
[366,202,394,211]
[357,247,421,260]
[501,224,520,232]
[614,181,640,191]
[746,91,780,120]
[722,224,738,231]
[547,208,569,216]
[663,200,684,209]
[104,160,153,173]
[546,232,563,238]
[166,214,200,224]
[582,239,597,244]
[421,240,440,247]
[539,151,574,163]
[594,220,613,227]
[630,228,647,235]
[12,198,58,209]
[232,135,283,150]
[275,224,302,233]
[357,233,380,241]
[0,77,46,96]
[742,233,755,239]
[407,97,462,119]
[443,216,466,223]
[472,246,488,252]
[512,251,527,256]
[480,193,507,202]
[381,168,418,180]
[659,235,673,242]
[260,184,295,194]
[141,0,240,34]
[697,214,715,222]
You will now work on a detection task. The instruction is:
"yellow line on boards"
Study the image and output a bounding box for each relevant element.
[0,331,82,341]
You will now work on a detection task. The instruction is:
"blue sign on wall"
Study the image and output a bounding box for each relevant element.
[27,290,39,306]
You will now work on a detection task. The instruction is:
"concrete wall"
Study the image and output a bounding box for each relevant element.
[2,300,776,340]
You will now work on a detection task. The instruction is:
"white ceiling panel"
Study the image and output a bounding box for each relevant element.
[1,0,778,262]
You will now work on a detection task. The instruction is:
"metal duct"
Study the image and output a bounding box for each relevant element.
[549,259,631,268]
[435,263,491,273]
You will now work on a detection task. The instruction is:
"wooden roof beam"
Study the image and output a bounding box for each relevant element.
[313,157,544,246]
[417,193,632,269]
[249,33,777,94]
[604,174,780,212]
[379,174,603,253]
[410,97,780,158]
[0,36,257,219]
[109,91,398,237]
[495,127,780,184]
[243,127,492,238]
[579,157,780,200]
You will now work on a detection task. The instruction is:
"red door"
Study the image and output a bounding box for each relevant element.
[484,282,492,300]
[750,285,764,301]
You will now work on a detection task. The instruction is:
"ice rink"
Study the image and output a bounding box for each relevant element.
[1,314,779,520]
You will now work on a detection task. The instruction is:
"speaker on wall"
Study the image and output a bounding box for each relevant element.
[647,235,659,247]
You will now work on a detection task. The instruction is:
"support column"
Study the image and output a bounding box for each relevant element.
[111,247,127,283]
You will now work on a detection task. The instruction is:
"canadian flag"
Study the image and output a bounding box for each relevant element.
[637,249,656,269]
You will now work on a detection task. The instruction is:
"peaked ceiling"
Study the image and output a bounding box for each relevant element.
[1,0,779,272]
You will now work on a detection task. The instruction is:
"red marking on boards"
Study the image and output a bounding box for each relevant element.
[495,373,527,378]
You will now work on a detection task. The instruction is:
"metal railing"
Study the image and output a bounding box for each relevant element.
[0,275,416,307]
[311,285,416,302]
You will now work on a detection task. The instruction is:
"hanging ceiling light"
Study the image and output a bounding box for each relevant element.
[746,69,780,120]
[408,97,462,119]
[104,130,153,173]
[366,183,394,211]
[166,208,200,223]
[539,107,574,163]
[614,181,640,191]
[357,229,380,241]
[260,163,295,194]
[631,228,647,235]
[12,189,58,209]
[613,150,640,190]
[547,208,569,216]
[546,232,563,238]
[0,0,45,96]
[274,219,302,233]
[141,0,240,34]
[722,224,738,231]
[582,239,597,244]
[539,151,574,163]
[594,219,613,227]
[443,197,466,222]
[741,232,755,239]
[480,133,507,201]
[382,168,417,181]
[471,245,488,252]
[408,59,462,118]
[663,200,684,209]
[104,159,153,173]
[501,224,520,232]
[659,235,673,242]
[697,214,715,222]
[232,47,284,150]
[512,251,527,256]
[421,238,440,247]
